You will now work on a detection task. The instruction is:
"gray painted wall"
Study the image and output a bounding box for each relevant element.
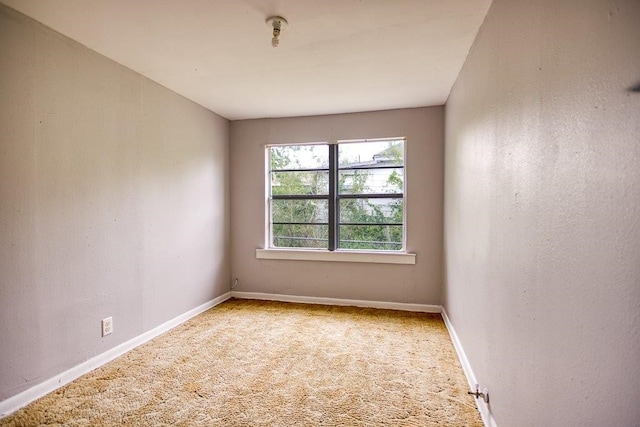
[444,0,640,425]
[230,108,444,304]
[0,5,230,401]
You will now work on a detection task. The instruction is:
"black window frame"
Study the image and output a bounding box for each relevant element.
[268,138,405,251]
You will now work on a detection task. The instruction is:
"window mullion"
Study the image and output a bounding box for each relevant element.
[328,144,338,251]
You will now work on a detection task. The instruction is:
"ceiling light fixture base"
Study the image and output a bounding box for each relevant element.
[266,16,288,48]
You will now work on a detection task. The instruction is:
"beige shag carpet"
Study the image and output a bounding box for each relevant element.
[1,299,482,426]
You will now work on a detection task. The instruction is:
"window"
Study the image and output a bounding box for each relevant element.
[267,138,405,252]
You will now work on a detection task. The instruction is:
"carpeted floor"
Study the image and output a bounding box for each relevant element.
[1,299,482,426]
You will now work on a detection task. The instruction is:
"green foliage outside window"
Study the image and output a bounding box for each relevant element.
[269,140,404,251]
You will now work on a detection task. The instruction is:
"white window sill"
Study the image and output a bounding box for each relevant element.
[255,249,416,265]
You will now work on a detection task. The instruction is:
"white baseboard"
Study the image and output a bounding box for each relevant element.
[230,291,441,313]
[2,292,492,426]
[0,292,231,419]
[441,308,497,427]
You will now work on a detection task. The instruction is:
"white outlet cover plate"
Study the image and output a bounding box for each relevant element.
[102,317,113,336]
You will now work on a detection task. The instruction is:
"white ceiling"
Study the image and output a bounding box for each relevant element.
[1,0,491,120]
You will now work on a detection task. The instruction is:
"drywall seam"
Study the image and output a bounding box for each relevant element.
[442,308,497,427]
[0,292,232,419]
[230,291,441,313]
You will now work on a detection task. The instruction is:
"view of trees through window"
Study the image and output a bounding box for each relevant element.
[269,139,404,251]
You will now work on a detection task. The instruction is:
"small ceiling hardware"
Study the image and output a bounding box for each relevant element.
[266,16,288,48]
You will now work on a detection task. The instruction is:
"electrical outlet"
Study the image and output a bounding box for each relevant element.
[102,317,113,337]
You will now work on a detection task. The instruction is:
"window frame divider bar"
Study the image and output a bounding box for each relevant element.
[328,144,338,251]
[338,193,403,199]
[272,194,329,200]
[271,167,329,173]
[338,165,404,171]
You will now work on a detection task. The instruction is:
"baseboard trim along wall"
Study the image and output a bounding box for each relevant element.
[441,308,497,427]
[0,292,232,418]
[2,292,492,426]
[230,291,442,313]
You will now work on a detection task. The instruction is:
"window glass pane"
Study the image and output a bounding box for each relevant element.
[338,140,403,168]
[273,224,328,249]
[272,199,329,224]
[339,225,403,251]
[338,168,403,195]
[270,145,328,170]
[271,171,329,195]
[267,139,406,252]
[339,198,403,224]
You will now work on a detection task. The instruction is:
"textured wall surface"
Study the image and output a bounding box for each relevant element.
[444,0,640,425]
[0,5,230,401]
[230,108,444,304]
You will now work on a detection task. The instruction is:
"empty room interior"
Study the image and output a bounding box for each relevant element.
[1,0,639,426]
